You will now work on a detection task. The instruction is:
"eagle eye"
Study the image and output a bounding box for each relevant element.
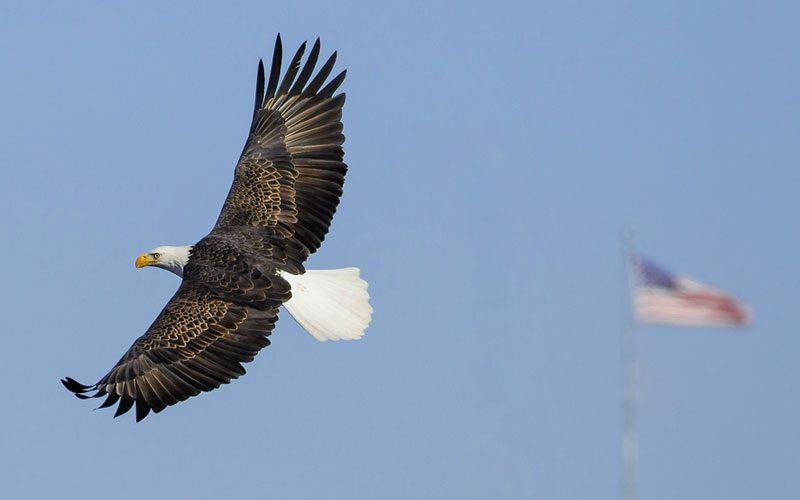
[152,253,161,259]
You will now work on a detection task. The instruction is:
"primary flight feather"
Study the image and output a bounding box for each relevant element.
[62,35,373,422]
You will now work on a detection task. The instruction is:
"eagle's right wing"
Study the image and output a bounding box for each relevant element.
[62,279,285,422]
[214,35,348,265]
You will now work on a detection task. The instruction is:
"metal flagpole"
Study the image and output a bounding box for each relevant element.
[621,231,639,500]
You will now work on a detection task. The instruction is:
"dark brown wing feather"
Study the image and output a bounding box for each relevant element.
[214,35,348,264]
[62,269,289,421]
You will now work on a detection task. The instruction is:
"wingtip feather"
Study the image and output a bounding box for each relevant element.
[62,377,92,393]
[114,395,135,418]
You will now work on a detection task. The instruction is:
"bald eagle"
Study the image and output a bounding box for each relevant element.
[62,35,372,421]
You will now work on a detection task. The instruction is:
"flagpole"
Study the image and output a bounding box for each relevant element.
[622,231,639,500]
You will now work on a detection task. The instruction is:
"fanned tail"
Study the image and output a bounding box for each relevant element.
[279,268,373,342]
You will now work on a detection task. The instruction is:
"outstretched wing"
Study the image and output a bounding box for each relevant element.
[62,281,282,421]
[214,35,348,264]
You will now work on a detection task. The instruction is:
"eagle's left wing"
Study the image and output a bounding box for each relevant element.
[62,277,286,422]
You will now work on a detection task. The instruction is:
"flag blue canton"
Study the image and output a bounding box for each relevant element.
[638,257,674,288]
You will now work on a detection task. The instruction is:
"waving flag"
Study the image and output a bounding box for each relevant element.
[630,255,751,327]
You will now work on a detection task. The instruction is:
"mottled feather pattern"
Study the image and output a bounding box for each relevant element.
[186,236,292,310]
[215,34,348,261]
[64,284,279,421]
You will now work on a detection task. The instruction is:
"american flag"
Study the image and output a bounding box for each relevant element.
[630,255,751,327]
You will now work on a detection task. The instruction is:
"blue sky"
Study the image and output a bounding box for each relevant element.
[1,1,798,499]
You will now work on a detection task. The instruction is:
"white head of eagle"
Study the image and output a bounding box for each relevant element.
[135,246,192,277]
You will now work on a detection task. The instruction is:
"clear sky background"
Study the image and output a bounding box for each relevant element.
[1,1,798,499]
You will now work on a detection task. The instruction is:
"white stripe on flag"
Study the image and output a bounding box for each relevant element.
[634,287,751,327]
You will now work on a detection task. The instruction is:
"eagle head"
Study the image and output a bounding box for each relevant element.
[135,246,191,277]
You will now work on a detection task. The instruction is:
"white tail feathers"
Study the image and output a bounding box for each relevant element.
[279,268,373,342]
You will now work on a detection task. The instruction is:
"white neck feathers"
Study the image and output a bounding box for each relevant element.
[151,245,192,277]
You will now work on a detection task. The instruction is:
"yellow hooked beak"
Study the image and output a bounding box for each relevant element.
[135,254,158,269]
